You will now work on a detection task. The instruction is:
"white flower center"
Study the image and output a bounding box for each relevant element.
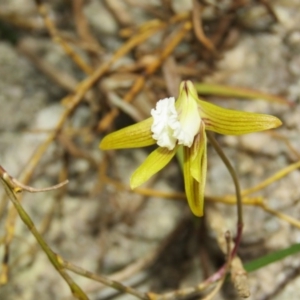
[151,97,201,150]
[151,97,178,150]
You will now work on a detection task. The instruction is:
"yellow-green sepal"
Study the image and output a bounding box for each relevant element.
[176,80,199,109]
[100,117,155,150]
[190,124,207,183]
[183,127,207,217]
[198,99,282,135]
[130,146,177,189]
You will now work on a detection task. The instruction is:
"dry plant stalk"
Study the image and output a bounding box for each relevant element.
[206,206,250,298]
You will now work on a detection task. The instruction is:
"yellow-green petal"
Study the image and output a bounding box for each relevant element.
[174,81,201,147]
[190,124,207,183]
[100,117,155,150]
[130,146,177,189]
[183,132,207,217]
[198,99,282,135]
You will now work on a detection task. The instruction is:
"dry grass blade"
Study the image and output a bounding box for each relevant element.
[242,160,300,197]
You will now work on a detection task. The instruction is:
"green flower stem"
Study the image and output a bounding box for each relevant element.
[206,132,243,258]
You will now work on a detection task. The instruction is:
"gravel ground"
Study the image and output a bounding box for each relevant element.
[1,1,300,300]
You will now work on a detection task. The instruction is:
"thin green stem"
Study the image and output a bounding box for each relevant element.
[206,132,243,257]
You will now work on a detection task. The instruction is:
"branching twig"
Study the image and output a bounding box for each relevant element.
[0,166,68,193]
[0,168,88,300]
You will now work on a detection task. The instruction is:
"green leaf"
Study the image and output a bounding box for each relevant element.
[245,243,300,273]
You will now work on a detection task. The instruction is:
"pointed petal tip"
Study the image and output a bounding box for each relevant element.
[99,137,109,150]
[187,192,205,217]
[183,145,206,218]
[190,207,204,217]
[261,115,282,131]
[130,175,140,190]
[273,116,282,128]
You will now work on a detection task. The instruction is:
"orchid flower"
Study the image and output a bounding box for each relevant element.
[100,81,282,217]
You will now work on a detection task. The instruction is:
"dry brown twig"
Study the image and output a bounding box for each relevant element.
[104,0,133,27]
[257,0,279,23]
[0,9,44,31]
[103,173,300,230]
[98,21,192,131]
[201,231,232,300]
[35,0,94,74]
[206,205,250,298]
[192,0,218,55]
[18,38,86,93]
[72,0,103,55]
